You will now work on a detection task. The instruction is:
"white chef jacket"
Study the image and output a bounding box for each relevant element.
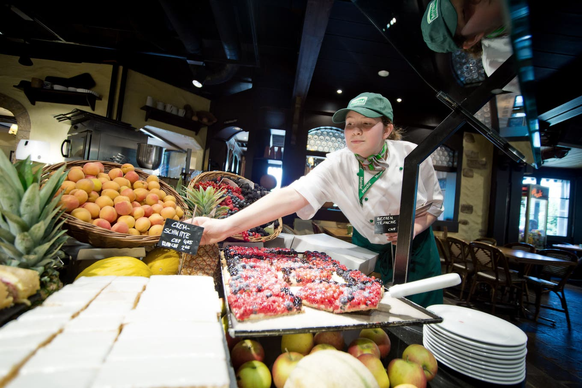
[290,140,444,245]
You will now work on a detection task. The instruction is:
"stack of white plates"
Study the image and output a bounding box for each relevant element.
[424,304,527,385]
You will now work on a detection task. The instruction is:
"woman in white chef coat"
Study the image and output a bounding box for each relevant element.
[189,92,444,307]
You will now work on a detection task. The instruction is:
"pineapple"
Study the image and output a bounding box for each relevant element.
[0,152,68,299]
[180,185,229,288]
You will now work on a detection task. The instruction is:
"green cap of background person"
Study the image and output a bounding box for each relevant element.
[421,0,459,53]
[332,92,393,123]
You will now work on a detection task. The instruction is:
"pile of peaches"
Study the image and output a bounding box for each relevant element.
[56,161,184,236]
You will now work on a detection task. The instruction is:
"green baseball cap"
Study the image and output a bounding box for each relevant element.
[421,0,459,53]
[332,92,393,123]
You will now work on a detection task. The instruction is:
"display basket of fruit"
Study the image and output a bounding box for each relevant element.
[42,160,188,248]
[187,171,283,243]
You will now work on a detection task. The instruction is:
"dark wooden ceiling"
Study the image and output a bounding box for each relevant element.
[1,0,581,167]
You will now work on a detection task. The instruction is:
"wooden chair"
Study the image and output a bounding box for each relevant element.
[446,236,473,300]
[435,236,451,274]
[467,241,526,315]
[524,249,579,327]
[475,237,497,246]
[504,242,536,253]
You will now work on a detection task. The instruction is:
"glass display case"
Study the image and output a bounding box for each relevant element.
[519,184,549,249]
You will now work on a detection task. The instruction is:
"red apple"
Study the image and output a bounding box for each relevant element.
[347,337,381,359]
[402,344,438,381]
[387,358,427,388]
[359,328,391,358]
[280,333,314,355]
[357,354,390,388]
[236,360,271,388]
[271,351,304,388]
[231,339,265,370]
[313,330,345,350]
[310,343,337,354]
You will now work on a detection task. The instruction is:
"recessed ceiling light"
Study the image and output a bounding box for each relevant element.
[192,80,203,88]
[396,98,402,103]
[337,89,342,94]
[378,70,389,77]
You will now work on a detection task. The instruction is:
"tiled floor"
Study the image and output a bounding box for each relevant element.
[443,282,582,387]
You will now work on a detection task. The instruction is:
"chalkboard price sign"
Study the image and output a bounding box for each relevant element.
[157,218,204,255]
[374,215,399,234]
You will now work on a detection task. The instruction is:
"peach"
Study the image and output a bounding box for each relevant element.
[111,222,129,234]
[133,188,149,202]
[102,189,120,200]
[121,163,135,174]
[160,207,176,219]
[75,178,95,194]
[150,188,166,200]
[142,205,153,217]
[128,228,140,236]
[83,162,100,176]
[91,178,102,192]
[146,174,159,183]
[151,203,163,214]
[59,195,80,213]
[95,195,114,208]
[113,177,131,188]
[88,191,100,203]
[117,215,136,228]
[92,218,112,230]
[163,201,177,209]
[102,181,121,192]
[115,201,133,216]
[108,168,124,180]
[172,215,180,220]
[71,189,88,206]
[132,207,145,219]
[113,195,131,205]
[132,201,141,208]
[71,208,92,223]
[124,170,140,184]
[94,162,105,173]
[148,181,161,190]
[145,193,159,206]
[133,180,148,189]
[135,217,151,232]
[85,175,96,179]
[120,188,136,202]
[97,172,111,181]
[148,224,163,236]
[176,206,184,218]
[99,206,117,223]
[149,213,165,226]
[81,202,100,218]
[60,181,77,195]
[67,168,85,182]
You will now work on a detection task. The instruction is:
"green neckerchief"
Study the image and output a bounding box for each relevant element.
[354,143,387,171]
[486,25,507,39]
[357,166,384,205]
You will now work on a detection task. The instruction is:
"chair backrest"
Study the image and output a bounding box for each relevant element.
[504,242,536,253]
[446,236,471,269]
[536,249,579,284]
[435,236,450,271]
[475,237,497,246]
[470,241,513,285]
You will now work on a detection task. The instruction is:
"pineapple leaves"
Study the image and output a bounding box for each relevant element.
[15,231,34,255]
[0,173,22,215]
[0,228,15,244]
[0,147,24,197]
[39,165,66,210]
[0,207,28,235]
[15,156,34,189]
[0,241,24,261]
[20,183,41,227]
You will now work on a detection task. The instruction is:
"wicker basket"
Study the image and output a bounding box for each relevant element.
[188,170,283,243]
[43,160,187,248]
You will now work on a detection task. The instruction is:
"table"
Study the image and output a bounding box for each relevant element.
[321,226,352,243]
[553,244,582,258]
[497,247,577,268]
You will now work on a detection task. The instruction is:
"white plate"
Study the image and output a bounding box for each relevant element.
[424,325,527,356]
[424,335,526,372]
[427,304,528,347]
[424,340,527,385]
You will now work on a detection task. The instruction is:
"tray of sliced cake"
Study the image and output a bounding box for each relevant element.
[220,246,445,337]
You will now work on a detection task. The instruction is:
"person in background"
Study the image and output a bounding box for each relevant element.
[188,93,444,307]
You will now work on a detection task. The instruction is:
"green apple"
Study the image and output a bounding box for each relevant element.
[359,328,391,358]
[387,358,427,388]
[402,344,438,381]
[236,360,271,388]
[271,351,304,388]
[357,353,390,388]
[280,333,314,355]
[310,343,337,354]
[231,339,265,370]
[313,330,345,350]
[347,337,381,359]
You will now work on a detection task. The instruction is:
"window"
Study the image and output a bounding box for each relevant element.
[521,177,571,237]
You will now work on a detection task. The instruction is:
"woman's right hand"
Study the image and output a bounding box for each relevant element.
[184,217,230,245]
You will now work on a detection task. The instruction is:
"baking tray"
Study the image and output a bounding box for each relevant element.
[221,257,443,338]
